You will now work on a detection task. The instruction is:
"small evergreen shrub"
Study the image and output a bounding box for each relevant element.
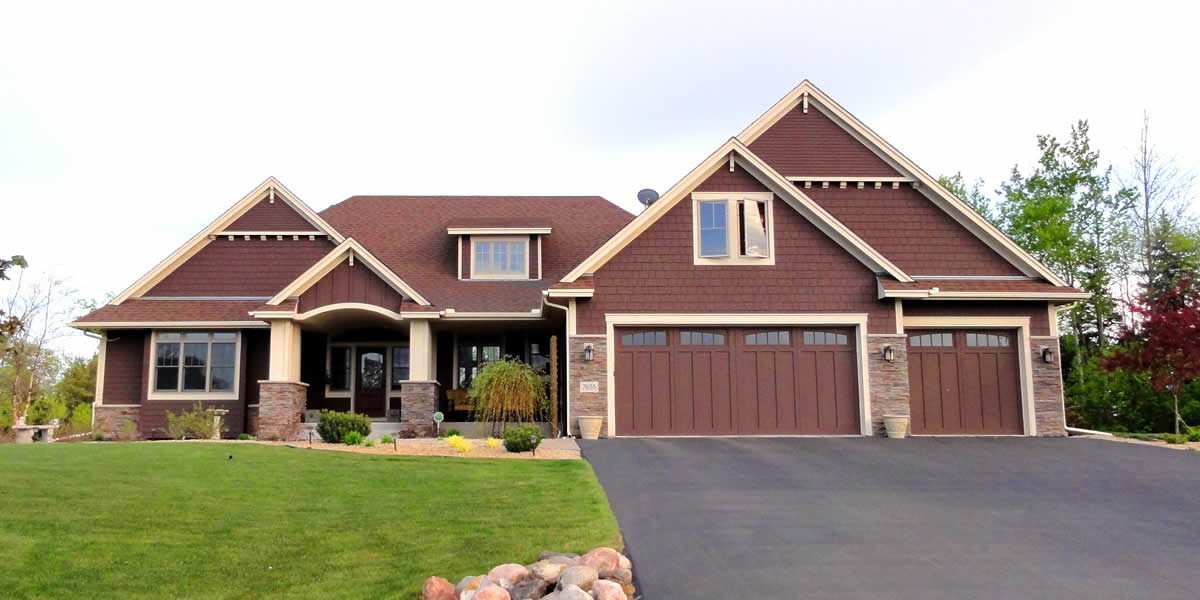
[238,433,255,440]
[92,432,105,442]
[379,435,394,444]
[447,434,471,453]
[502,424,543,452]
[445,428,462,438]
[316,410,371,444]
[343,431,365,446]
[486,437,501,449]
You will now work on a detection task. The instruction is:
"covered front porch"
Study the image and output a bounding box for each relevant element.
[254,304,565,440]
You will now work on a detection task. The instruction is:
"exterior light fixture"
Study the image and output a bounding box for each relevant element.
[583,343,594,361]
[882,345,895,362]
[1042,347,1055,363]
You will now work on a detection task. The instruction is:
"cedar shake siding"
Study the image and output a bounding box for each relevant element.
[461,235,471,279]
[748,105,900,177]
[297,259,407,313]
[102,330,147,405]
[903,300,1053,337]
[241,329,270,408]
[226,197,318,231]
[146,238,334,297]
[576,166,896,335]
[803,186,1025,276]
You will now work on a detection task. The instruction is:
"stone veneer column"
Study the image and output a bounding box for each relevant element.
[95,405,141,439]
[568,336,608,438]
[867,335,910,436]
[1031,337,1067,436]
[400,381,439,437]
[257,381,308,441]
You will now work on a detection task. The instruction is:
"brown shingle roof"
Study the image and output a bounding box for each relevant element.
[319,196,632,312]
[72,299,268,324]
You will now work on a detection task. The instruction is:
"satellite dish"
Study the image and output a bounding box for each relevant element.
[637,188,660,207]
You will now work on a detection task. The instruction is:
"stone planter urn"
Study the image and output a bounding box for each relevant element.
[577,416,604,440]
[883,415,909,439]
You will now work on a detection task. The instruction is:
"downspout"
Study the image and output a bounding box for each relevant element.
[542,295,570,438]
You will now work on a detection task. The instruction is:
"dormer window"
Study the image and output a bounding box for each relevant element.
[471,237,528,279]
[692,192,775,265]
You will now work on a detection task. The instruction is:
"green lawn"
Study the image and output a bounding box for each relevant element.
[0,443,621,599]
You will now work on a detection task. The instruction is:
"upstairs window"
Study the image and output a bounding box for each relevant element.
[692,192,774,265]
[152,331,239,397]
[472,237,528,279]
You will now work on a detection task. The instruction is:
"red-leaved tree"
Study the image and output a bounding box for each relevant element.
[1103,278,1200,433]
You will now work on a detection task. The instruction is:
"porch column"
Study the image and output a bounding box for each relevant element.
[400,318,438,435]
[258,319,306,440]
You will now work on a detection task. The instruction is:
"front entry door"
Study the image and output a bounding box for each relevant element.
[356,347,386,418]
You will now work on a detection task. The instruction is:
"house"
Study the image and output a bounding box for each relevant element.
[70,81,1086,440]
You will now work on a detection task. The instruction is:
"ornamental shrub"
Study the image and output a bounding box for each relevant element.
[238,433,255,440]
[343,431,365,446]
[364,439,375,448]
[445,428,462,437]
[486,437,501,449]
[1163,433,1185,444]
[502,424,543,452]
[1187,427,1200,443]
[447,434,471,453]
[316,410,371,444]
[379,434,394,444]
[470,358,547,434]
[165,402,224,439]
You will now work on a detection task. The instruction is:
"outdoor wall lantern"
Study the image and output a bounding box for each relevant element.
[1042,347,1055,363]
[882,345,895,362]
[583,343,594,361]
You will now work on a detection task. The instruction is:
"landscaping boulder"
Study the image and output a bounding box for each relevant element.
[527,561,567,584]
[591,580,627,600]
[543,584,591,600]
[598,568,632,586]
[557,566,598,592]
[487,563,529,587]
[474,583,511,600]
[579,547,621,572]
[508,577,550,600]
[617,554,632,570]
[423,576,456,600]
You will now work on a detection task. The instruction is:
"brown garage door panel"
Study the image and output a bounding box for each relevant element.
[908,329,1022,435]
[615,326,859,436]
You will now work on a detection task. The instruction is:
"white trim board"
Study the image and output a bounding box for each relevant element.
[111,177,345,305]
[601,313,872,438]
[736,81,1069,287]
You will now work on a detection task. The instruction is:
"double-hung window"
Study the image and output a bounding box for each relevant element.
[692,192,774,264]
[472,237,528,279]
[152,331,239,397]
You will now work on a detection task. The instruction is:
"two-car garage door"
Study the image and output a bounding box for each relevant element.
[614,326,860,436]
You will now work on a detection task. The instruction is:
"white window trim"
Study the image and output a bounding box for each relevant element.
[470,235,531,280]
[147,330,242,401]
[325,341,410,418]
[691,192,776,266]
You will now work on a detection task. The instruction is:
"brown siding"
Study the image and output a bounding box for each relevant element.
[579,166,896,334]
[297,259,407,312]
[803,186,1024,276]
[749,105,900,177]
[461,235,470,279]
[241,329,270,407]
[902,301,1052,337]
[227,197,317,231]
[102,330,147,405]
[147,238,333,297]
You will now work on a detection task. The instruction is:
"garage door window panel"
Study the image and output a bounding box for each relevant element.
[744,330,791,346]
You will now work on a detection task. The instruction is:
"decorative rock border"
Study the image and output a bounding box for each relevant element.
[424,546,634,600]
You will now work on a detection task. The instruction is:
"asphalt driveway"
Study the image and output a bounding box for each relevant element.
[581,437,1200,600]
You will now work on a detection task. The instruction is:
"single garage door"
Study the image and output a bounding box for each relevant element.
[614,327,859,436]
[907,329,1023,435]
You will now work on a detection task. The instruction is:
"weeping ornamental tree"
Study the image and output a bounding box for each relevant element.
[1103,278,1200,434]
[468,357,547,434]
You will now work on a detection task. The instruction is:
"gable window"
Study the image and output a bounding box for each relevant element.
[472,237,527,279]
[692,192,775,265]
[152,331,239,398]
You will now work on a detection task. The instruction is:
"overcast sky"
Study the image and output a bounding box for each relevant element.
[2,0,1197,357]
